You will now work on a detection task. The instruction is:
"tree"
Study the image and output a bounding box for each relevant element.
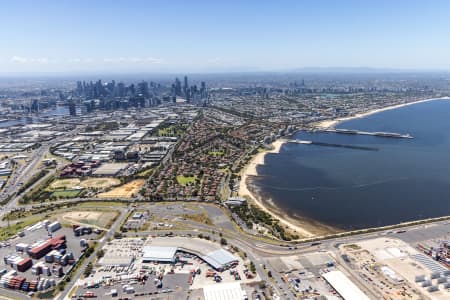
[220,237,227,246]
[249,261,256,273]
[258,281,267,289]
[84,263,93,277]
[96,249,105,258]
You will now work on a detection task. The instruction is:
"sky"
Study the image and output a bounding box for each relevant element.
[1,0,450,73]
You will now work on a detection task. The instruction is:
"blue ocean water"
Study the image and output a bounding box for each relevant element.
[253,99,450,230]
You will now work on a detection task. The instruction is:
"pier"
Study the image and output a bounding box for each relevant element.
[287,139,379,151]
[322,128,413,139]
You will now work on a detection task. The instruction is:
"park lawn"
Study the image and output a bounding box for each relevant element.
[137,168,153,177]
[208,151,224,156]
[157,124,188,137]
[176,175,196,186]
[51,189,81,198]
[218,167,229,173]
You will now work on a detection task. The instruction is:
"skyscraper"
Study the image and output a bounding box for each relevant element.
[183,76,188,95]
[175,78,182,96]
[69,101,76,116]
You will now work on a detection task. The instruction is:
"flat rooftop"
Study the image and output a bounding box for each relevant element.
[203,282,245,300]
[322,270,370,300]
[92,163,128,175]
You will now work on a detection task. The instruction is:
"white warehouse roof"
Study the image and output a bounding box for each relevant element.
[203,282,245,300]
[142,246,177,262]
[322,271,370,300]
[201,249,238,270]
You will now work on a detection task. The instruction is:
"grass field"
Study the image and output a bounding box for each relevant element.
[137,168,153,177]
[208,151,224,156]
[157,124,188,137]
[176,175,196,186]
[97,179,145,198]
[60,210,118,229]
[52,189,81,198]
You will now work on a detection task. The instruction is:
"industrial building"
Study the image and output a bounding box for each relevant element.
[92,163,129,176]
[141,245,238,271]
[29,235,66,259]
[203,282,247,300]
[322,270,370,300]
[142,246,178,263]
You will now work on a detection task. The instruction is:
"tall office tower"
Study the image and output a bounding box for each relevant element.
[76,81,83,96]
[129,84,136,96]
[69,101,76,116]
[171,83,176,98]
[117,82,126,97]
[175,78,182,96]
[183,75,188,96]
[200,81,206,99]
[31,99,39,112]
[137,81,150,98]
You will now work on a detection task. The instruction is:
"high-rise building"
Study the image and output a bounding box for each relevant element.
[137,81,150,98]
[117,82,126,97]
[31,99,39,112]
[69,101,76,116]
[183,76,188,95]
[200,81,207,99]
[175,78,182,96]
[76,81,83,96]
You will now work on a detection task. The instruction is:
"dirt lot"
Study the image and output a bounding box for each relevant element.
[50,177,121,190]
[60,210,119,229]
[49,178,80,189]
[80,177,121,189]
[97,179,145,198]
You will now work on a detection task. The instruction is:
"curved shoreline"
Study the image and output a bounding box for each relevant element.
[315,96,450,129]
[238,140,317,238]
[238,96,450,239]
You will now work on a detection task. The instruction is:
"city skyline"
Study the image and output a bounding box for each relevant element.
[1,0,450,73]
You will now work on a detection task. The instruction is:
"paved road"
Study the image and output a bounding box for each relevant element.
[56,206,129,300]
[0,144,49,201]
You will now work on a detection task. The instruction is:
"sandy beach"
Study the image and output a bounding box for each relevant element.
[238,139,317,238]
[315,97,450,129]
[238,96,450,239]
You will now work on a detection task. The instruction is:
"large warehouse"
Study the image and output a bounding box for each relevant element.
[203,282,247,300]
[322,270,370,300]
[142,246,178,263]
[141,245,238,270]
[201,249,239,270]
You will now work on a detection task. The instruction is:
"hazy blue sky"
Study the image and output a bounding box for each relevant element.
[1,0,450,73]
